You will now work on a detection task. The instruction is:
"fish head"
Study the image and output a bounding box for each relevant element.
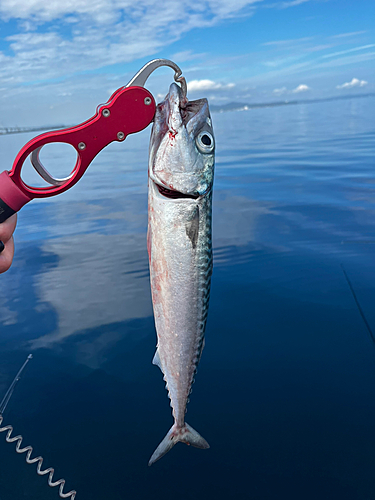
[149,82,215,197]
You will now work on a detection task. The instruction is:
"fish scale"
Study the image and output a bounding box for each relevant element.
[147,82,215,465]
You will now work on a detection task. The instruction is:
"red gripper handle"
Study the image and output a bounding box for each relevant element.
[0,86,156,222]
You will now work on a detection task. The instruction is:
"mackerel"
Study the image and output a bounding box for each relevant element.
[147,82,215,465]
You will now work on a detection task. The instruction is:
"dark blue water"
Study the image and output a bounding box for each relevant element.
[0,96,375,500]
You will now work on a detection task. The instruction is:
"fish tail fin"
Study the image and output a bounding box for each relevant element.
[148,422,209,466]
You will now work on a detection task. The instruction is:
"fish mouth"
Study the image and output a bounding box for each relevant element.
[153,180,200,200]
[180,98,209,126]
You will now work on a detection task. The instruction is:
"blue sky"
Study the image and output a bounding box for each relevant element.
[0,0,373,125]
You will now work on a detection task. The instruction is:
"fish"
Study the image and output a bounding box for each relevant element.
[147,82,215,465]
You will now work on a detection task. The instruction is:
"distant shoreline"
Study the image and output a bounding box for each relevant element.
[210,92,375,113]
[0,124,67,136]
[0,92,373,134]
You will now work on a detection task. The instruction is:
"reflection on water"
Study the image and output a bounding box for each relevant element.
[32,232,152,349]
[0,96,375,499]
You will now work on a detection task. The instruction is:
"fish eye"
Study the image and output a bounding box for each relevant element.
[196,131,214,153]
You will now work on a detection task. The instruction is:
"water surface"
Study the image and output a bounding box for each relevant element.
[0,96,374,499]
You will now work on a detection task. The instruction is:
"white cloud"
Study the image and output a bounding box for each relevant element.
[322,44,375,60]
[316,51,375,69]
[0,0,261,23]
[265,0,309,9]
[0,0,137,23]
[280,0,309,6]
[187,79,235,92]
[336,78,368,90]
[272,84,309,95]
[0,0,259,89]
[331,31,367,39]
[273,86,287,95]
[262,36,313,47]
[292,84,310,93]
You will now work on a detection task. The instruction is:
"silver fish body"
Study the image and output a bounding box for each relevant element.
[147,83,215,465]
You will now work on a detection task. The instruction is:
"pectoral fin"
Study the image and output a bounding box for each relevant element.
[185,206,199,249]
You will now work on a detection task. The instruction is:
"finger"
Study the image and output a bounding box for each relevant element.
[0,213,17,244]
[0,236,14,273]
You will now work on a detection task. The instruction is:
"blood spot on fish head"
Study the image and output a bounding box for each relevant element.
[169,129,177,146]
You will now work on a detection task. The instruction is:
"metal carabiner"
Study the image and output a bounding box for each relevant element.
[0,59,186,223]
[126,59,187,98]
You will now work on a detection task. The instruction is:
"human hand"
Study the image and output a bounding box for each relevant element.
[0,214,17,273]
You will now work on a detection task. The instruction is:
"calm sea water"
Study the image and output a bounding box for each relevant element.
[0,96,374,500]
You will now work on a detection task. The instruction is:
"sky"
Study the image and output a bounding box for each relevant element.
[0,0,373,126]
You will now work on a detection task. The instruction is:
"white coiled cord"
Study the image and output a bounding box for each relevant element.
[0,354,77,499]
